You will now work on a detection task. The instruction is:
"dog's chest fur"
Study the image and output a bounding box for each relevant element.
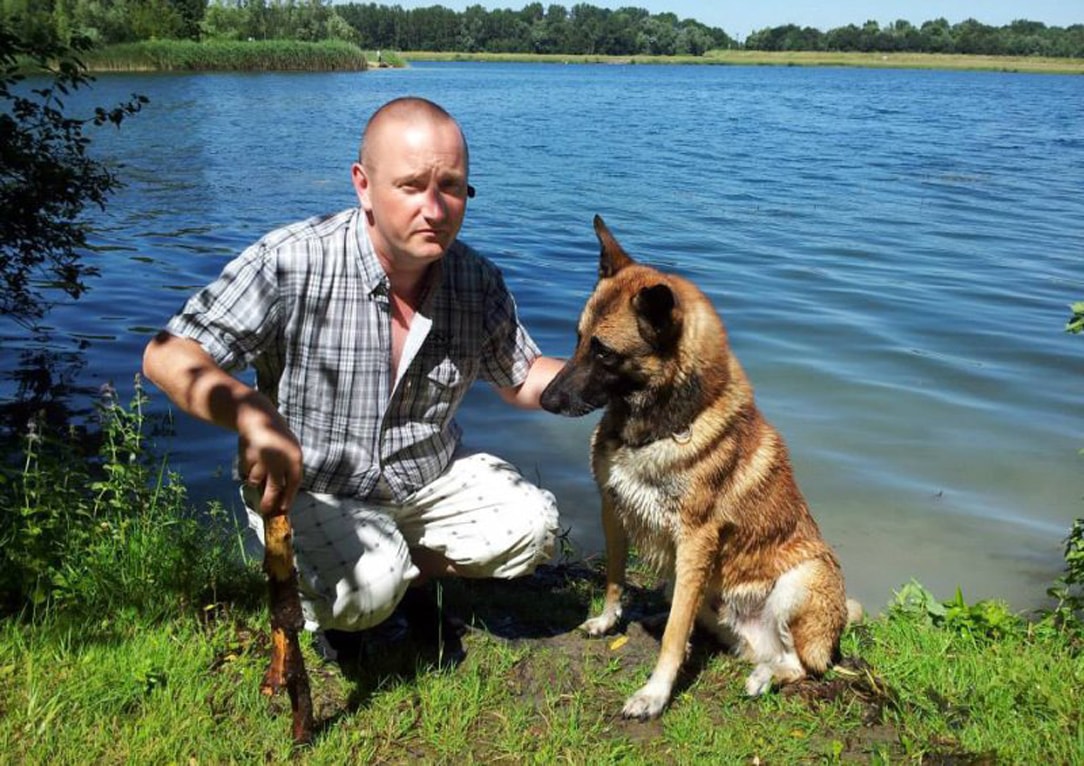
[595,436,686,575]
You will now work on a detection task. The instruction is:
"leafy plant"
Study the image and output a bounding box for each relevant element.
[1044,302,1084,632]
[1066,301,1084,335]
[1040,518,1084,633]
[0,24,146,328]
[887,580,1024,641]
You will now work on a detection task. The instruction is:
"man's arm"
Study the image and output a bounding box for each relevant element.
[141,331,302,516]
[495,355,565,410]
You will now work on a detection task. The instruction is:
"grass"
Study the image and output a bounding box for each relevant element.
[400,49,1084,75]
[1,566,1081,763]
[1,383,1082,763]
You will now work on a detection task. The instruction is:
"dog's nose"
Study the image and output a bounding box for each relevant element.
[539,384,565,414]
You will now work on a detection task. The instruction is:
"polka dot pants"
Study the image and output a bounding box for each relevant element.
[242,452,560,632]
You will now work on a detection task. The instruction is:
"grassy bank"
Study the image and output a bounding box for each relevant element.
[1,567,1082,763]
[1,387,1082,762]
[402,49,1084,75]
[84,39,369,72]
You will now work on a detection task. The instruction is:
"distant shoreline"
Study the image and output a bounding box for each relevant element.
[81,42,1084,75]
[401,49,1084,75]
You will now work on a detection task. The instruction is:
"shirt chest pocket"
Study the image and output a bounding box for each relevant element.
[412,354,477,422]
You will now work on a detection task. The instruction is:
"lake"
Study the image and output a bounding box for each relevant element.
[4,61,1083,615]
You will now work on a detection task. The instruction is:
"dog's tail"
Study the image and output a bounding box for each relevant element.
[845,597,864,625]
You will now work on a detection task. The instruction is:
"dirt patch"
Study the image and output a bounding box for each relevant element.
[451,565,918,761]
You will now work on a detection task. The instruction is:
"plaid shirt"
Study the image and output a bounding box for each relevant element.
[166,207,541,501]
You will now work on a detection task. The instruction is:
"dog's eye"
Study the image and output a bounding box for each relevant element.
[590,337,619,364]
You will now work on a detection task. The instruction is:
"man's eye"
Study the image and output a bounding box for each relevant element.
[441,179,468,197]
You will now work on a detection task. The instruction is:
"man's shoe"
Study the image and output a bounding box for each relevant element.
[311,628,363,665]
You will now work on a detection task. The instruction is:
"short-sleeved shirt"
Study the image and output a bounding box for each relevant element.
[166,207,541,502]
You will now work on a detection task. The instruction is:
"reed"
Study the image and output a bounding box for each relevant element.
[84,39,368,72]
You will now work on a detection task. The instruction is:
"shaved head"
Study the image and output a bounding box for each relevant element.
[359,97,469,174]
[350,96,472,274]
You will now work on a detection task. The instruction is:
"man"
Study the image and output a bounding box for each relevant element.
[142,97,564,659]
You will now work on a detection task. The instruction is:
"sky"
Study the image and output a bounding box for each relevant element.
[381,1,1082,40]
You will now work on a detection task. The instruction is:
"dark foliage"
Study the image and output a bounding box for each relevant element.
[0,25,146,328]
[744,17,1084,57]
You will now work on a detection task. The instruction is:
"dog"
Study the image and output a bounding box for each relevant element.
[540,215,860,720]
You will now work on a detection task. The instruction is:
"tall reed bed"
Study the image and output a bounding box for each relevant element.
[85,39,368,72]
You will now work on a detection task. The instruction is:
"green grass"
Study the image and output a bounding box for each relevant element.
[401,49,1084,75]
[1,572,1081,763]
[83,39,369,72]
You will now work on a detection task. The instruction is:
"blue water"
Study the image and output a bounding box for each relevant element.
[4,62,1083,614]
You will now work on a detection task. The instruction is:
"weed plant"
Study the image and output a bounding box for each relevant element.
[0,375,261,621]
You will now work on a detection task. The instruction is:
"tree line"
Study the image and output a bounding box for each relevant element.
[3,0,1081,58]
[745,18,1084,58]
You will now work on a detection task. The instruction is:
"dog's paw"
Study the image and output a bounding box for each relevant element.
[579,609,620,637]
[744,664,775,697]
[621,682,670,720]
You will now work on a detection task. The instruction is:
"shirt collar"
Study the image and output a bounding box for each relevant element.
[351,208,450,306]
[351,209,392,297]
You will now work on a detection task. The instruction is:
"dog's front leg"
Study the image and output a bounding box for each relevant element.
[581,493,627,636]
[622,528,715,720]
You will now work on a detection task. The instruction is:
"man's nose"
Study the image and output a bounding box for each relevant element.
[421,185,447,220]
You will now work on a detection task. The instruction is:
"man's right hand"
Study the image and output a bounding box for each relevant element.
[238,405,303,519]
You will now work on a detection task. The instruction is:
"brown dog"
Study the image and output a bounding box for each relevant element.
[541,215,858,720]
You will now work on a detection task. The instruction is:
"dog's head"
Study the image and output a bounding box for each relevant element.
[540,215,688,418]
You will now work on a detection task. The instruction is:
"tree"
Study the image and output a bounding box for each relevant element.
[0,24,146,329]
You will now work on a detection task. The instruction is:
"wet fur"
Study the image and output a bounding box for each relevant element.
[541,215,854,720]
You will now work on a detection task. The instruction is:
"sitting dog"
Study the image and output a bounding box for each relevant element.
[541,215,859,720]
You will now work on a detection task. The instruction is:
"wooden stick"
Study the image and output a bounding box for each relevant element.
[259,511,314,745]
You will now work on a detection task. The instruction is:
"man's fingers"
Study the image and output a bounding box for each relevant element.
[246,463,268,489]
[261,475,291,517]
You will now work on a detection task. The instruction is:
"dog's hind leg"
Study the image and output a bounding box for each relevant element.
[791,558,848,677]
[744,558,846,696]
[737,597,805,697]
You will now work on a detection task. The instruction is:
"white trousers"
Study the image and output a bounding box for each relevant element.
[243,452,560,632]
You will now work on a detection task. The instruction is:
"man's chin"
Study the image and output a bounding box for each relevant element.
[413,235,453,257]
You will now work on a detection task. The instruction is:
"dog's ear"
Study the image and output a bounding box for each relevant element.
[594,215,635,279]
[634,283,682,350]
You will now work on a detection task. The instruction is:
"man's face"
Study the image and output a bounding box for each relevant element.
[353,118,469,274]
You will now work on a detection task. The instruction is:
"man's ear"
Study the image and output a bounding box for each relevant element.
[351,162,373,213]
[634,283,682,350]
